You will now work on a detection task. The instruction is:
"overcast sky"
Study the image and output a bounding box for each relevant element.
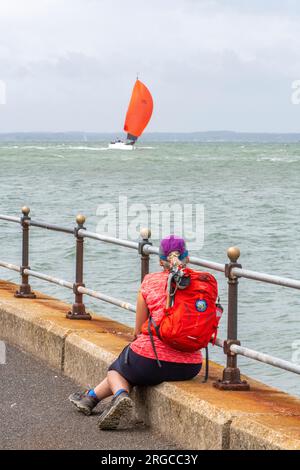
[0,0,300,133]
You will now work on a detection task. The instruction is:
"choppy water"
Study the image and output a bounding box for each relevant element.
[0,141,300,396]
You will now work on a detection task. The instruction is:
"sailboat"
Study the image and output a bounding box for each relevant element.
[109,79,153,150]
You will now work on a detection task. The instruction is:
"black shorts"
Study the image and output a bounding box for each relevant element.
[108,345,202,386]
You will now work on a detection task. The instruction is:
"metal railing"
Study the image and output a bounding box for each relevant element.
[1,206,300,391]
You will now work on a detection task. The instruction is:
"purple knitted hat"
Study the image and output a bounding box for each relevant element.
[159,235,188,260]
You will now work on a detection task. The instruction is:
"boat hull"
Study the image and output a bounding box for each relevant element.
[108,142,134,150]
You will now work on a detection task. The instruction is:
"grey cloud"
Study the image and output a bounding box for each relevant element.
[0,0,299,132]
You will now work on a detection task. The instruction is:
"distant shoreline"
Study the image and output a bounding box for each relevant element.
[1,131,300,143]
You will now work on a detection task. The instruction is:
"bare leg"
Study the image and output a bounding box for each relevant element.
[93,377,113,400]
[94,371,131,400]
[107,370,131,395]
[96,371,133,430]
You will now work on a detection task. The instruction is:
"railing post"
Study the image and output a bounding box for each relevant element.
[138,228,152,282]
[66,214,91,320]
[213,247,250,391]
[15,206,36,299]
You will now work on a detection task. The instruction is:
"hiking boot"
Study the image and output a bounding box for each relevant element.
[98,392,134,430]
[68,391,99,416]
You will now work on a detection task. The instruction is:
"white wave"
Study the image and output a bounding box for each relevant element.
[52,153,65,159]
[0,145,20,149]
[0,144,110,151]
[257,156,299,163]
[0,145,52,150]
[19,145,48,150]
[62,145,109,151]
[137,146,156,149]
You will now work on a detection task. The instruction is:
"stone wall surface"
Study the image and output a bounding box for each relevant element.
[1,279,300,450]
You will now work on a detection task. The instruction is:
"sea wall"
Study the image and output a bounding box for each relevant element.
[1,279,300,450]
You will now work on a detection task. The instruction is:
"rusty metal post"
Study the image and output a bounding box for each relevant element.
[213,247,250,391]
[138,228,152,282]
[15,206,36,298]
[66,214,91,320]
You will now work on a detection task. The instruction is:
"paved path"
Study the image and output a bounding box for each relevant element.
[0,344,177,450]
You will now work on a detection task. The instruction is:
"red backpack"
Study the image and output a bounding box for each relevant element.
[142,267,223,375]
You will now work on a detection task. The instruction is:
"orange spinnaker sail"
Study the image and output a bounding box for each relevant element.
[124,80,153,140]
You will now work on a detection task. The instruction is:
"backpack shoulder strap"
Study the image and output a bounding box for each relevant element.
[148,315,162,368]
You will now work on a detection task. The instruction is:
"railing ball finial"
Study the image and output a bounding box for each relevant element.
[140,227,151,240]
[227,246,240,263]
[76,214,86,226]
[22,206,30,216]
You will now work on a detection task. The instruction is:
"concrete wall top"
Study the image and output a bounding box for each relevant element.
[1,279,300,450]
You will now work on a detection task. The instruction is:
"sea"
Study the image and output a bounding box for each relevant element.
[0,138,300,396]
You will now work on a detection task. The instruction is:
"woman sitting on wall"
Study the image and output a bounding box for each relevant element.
[69,235,202,430]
